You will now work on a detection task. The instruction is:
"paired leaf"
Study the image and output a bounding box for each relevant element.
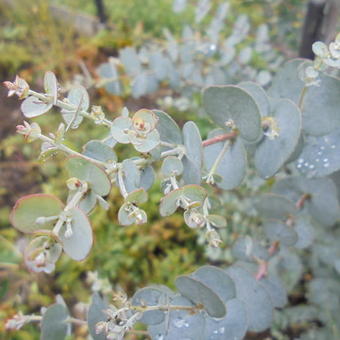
[153,110,183,145]
[67,157,111,196]
[175,275,226,318]
[58,208,93,261]
[204,129,247,189]
[82,140,117,163]
[203,85,262,143]
[61,86,89,128]
[21,96,52,118]
[10,194,64,233]
[254,99,301,178]
[226,265,273,332]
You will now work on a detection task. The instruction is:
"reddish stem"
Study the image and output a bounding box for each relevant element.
[295,193,311,210]
[255,259,268,281]
[202,131,238,147]
[268,241,280,256]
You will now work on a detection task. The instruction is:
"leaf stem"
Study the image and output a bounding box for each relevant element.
[28,90,112,127]
[205,140,230,184]
[117,167,128,198]
[202,131,237,147]
[298,86,308,111]
[53,183,88,235]
[38,133,107,168]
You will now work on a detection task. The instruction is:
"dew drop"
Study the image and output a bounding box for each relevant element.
[156,334,164,340]
[309,165,315,169]
[298,158,304,163]
[304,162,309,167]
[320,146,325,150]
[173,317,186,328]
[324,163,330,168]
[297,164,302,169]
[315,158,320,162]
[323,158,329,162]
[213,330,218,334]
[331,145,336,149]
[317,151,322,155]
[219,327,225,334]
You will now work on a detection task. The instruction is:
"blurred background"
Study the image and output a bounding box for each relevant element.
[0,0,338,339]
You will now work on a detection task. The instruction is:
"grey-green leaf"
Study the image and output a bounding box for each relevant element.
[21,96,52,118]
[272,176,339,226]
[44,71,58,104]
[153,110,182,145]
[59,208,93,261]
[82,140,117,163]
[67,157,111,196]
[226,265,273,332]
[182,121,203,184]
[254,193,297,220]
[97,61,121,95]
[132,286,174,325]
[204,129,247,189]
[268,59,340,136]
[204,298,248,340]
[263,219,298,246]
[87,293,108,340]
[161,156,183,177]
[295,130,340,177]
[148,295,205,340]
[194,265,236,303]
[254,98,302,178]
[41,304,69,340]
[159,188,183,216]
[238,81,270,117]
[203,85,262,143]
[175,275,226,318]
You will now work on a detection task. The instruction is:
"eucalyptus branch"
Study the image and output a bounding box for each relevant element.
[130,303,204,313]
[37,133,107,168]
[28,89,112,127]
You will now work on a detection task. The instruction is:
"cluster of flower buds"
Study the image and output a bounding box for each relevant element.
[96,292,142,340]
[5,312,34,331]
[24,236,62,274]
[3,75,30,99]
[299,34,340,87]
[313,33,340,69]
[16,121,41,142]
[90,105,106,124]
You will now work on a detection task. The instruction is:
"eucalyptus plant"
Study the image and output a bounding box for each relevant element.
[3,34,340,340]
[77,0,278,109]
